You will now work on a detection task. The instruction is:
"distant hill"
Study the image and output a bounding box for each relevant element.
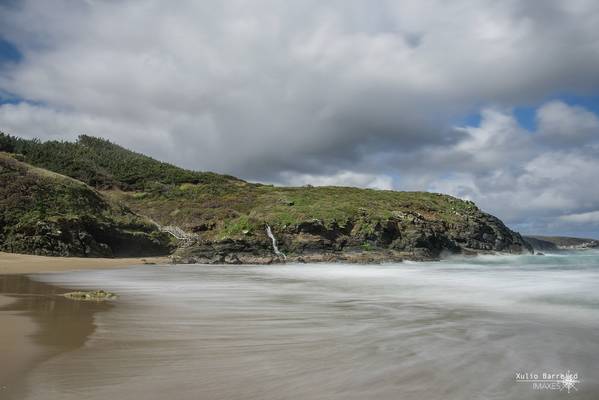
[523,236,558,252]
[0,132,532,263]
[524,235,599,251]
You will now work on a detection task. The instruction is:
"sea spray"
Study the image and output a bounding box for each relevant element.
[265,225,286,260]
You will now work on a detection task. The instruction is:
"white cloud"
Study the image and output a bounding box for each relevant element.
[0,102,185,163]
[537,100,599,145]
[280,171,393,190]
[452,108,532,169]
[1,1,599,236]
[425,103,599,236]
[1,1,599,176]
[560,211,599,224]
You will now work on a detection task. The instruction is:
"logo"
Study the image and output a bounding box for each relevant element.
[515,370,580,393]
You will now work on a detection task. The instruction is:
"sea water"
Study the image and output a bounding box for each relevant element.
[22,251,599,399]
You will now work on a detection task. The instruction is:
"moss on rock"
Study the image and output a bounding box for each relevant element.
[63,290,117,301]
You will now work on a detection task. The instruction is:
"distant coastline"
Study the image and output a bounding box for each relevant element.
[524,236,599,252]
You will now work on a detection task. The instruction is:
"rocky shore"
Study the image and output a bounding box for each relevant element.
[172,210,532,264]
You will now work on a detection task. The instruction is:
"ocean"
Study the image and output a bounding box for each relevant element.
[15,251,599,399]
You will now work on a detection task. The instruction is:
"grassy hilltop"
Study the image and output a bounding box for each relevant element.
[0,132,531,262]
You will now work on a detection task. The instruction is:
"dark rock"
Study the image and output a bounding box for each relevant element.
[172,210,532,265]
[192,221,216,232]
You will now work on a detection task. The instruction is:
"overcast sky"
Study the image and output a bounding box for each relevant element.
[1,0,599,237]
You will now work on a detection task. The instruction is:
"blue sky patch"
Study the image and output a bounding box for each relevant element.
[0,37,21,64]
[456,93,599,132]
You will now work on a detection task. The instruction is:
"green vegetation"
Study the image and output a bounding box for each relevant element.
[115,183,480,240]
[0,133,530,260]
[361,242,374,251]
[0,152,173,257]
[0,132,239,190]
[220,215,254,239]
[0,132,482,242]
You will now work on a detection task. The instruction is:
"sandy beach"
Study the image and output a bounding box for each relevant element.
[0,251,160,398]
[0,274,114,399]
[0,293,42,398]
[2,255,599,398]
[0,252,170,275]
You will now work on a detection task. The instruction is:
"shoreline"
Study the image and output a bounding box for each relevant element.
[0,252,170,275]
[1,249,544,275]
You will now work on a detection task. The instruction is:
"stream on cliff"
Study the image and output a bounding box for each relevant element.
[16,251,599,399]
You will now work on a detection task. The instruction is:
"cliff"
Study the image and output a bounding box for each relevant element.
[0,133,532,262]
[169,189,531,264]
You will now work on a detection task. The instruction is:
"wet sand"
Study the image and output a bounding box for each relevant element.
[2,255,599,399]
[0,275,112,399]
[0,252,169,274]
[0,249,161,396]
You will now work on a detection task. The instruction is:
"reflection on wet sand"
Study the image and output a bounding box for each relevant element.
[0,275,112,400]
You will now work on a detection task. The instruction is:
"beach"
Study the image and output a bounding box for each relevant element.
[1,253,598,399]
[0,252,169,275]
[0,291,41,399]
[0,274,115,399]
[0,252,163,399]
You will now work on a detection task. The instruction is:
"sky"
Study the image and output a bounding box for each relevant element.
[1,0,599,238]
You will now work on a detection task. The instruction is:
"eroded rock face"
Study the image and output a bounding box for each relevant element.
[1,218,173,258]
[172,210,532,264]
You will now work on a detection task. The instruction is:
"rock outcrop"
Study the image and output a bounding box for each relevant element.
[63,289,117,301]
[173,209,532,264]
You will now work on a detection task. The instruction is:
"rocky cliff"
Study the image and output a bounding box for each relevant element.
[0,133,532,263]
[173,204,531,264]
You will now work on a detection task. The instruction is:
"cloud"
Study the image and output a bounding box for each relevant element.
[0,102,183,160]
[1,1,599,236]
[279,171,394,190]
[424,103,599,236]
[537,100,599,145]
[560,211,599,224]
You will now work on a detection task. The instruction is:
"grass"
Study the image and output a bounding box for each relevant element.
[112,182,480,240]
[1,133,482,243]
[0,132,241,190]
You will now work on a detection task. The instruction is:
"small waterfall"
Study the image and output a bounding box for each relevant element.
[265,225,286,260]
